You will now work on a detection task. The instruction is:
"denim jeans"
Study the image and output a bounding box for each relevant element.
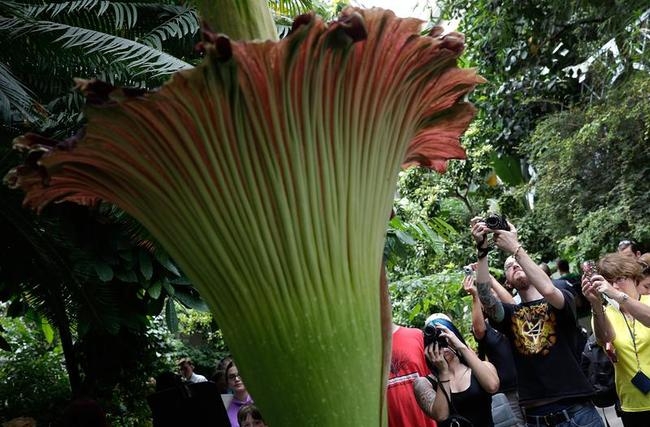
[526,404,605,427]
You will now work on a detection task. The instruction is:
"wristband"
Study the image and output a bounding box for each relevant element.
[477,244,490,259]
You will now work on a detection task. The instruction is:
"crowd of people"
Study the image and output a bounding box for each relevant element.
[145,219,649,427]
[388,218,650,427]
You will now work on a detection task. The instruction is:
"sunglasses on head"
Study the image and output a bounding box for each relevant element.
[618,240,636,251]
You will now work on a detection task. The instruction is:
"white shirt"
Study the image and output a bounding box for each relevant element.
[187,372,208,383]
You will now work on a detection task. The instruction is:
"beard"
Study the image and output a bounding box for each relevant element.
[509,271,529,289]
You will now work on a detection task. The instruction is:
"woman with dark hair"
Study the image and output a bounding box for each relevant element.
[213,355,233,394]
[414,313,500,427]
[226,361,253,427]
[583,253,650,427]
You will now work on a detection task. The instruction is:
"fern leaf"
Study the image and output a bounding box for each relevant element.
[11,19,193,76]
[139,6,199,49]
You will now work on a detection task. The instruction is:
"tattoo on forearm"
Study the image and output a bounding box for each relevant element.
[477,282,505,322]
[413,377,437,417]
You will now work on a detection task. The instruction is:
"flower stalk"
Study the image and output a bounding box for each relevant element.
[7,8,483,425]
[193,0,277,41]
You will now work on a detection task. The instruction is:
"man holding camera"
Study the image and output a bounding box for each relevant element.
[471,217,604,427]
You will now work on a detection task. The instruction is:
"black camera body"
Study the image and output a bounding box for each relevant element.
[423,322,448,348]
[484,213,510,231]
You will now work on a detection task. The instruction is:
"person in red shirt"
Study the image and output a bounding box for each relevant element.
[388,323,440,427]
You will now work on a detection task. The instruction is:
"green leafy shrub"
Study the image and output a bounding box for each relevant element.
[389,270,476,347]
[0,313,70,425]
[522,74,650,262]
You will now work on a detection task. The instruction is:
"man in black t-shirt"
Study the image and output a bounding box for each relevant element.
[471,218,604,427]
[463,274,525,426]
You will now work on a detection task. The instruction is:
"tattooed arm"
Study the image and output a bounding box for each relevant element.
[477,279,505,323]
[413,376,449,421]
[471,218,505,323]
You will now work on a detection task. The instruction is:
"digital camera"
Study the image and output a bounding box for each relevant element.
[423,321,448,348]
[581,260,597,280]
[483,213,510,231]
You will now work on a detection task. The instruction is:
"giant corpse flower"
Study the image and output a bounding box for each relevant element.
[7,8,483,426]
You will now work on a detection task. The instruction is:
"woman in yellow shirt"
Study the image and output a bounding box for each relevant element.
[582,253,650,427]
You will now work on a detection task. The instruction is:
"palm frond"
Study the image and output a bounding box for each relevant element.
[2,17,192,77]
[0,62,43,122]
[269,0,314,17]
[139,6,200,50]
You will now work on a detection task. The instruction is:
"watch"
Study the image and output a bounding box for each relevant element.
[619,293,630,304]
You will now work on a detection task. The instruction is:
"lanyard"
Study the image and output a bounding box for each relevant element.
[622,313,642,372]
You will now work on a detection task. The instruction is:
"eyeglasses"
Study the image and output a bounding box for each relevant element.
[227,373,242,381]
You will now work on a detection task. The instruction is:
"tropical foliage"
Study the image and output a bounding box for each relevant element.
[0,1,207,422]
[0,0,199,138]
[0,308,71,425]
[521,74,650,261]
[1,0,649,424]
[387,1,650,286]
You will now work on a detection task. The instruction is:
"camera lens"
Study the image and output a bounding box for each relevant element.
[424,324,436,336]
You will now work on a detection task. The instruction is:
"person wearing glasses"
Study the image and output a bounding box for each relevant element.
[471,218,604,427]
[582,253,650,427]
[225,361,253,427]
[618,240,642,258]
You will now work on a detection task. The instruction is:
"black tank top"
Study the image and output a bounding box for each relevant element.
[440,372,494,427]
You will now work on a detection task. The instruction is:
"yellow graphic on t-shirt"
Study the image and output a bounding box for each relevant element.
[511,303,557,355]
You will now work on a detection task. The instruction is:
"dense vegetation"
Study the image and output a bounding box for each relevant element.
[0,0,648,424]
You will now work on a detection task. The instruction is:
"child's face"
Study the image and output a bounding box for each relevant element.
[241,414,267,427]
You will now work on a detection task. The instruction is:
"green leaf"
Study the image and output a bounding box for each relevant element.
[394,229,416,245]
[155,252,180,277]
[490,153,524,186]
[115,269,138,283]
[94,262,114,281]
[174,290,209,312]
[139,250,153,280]
[170,276,191,286]
[165,298,178,333]
[148,281,162,299]
[161,278,174,296]
[41,319,55,344]
[3,18,193,77]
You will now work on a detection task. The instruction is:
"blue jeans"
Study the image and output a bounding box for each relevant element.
[526,404,605,427]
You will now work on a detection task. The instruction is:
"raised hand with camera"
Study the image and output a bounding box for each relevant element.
[468,218,605,427]
[480,216,565,310]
